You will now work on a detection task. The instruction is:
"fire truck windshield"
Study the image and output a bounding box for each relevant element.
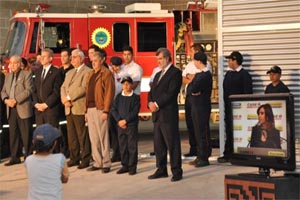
[3,21,26,57]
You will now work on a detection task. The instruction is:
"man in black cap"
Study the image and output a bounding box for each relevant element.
[218,51,253,163]
[265,65,290,94]
[109,56,124,162]
[186,52,212,167]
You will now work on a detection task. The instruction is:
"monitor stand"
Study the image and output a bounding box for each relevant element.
[238,167,271,178]
[258,167,270,177]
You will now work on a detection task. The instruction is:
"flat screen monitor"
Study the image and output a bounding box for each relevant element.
[229,93,295,173]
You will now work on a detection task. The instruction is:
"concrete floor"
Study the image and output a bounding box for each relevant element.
[0,131,260,200]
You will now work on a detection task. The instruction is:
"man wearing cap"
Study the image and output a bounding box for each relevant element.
[1,55,33,166]
[182,44,212,157]
[109,56,125,162]
[111,76,140,175]
[60,49,92,169]
[187,52,212,167]
[265,65,290,94]
[218,51,253,163]
[148,48,183,182]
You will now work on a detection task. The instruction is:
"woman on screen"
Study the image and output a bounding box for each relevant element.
[250,104,281,149]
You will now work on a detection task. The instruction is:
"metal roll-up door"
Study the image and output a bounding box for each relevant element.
[218,0,300,159]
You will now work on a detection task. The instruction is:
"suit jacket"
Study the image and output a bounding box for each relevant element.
[32,65,63,113]
[1,70,33,119]
[250,125,281,149]
[61,65,91,115]
[148,64,182,123]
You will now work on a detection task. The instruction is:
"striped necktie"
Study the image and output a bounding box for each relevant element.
[157,69,165,83]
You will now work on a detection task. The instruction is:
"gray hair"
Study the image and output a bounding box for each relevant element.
[156,47,172,62]
[10,55,22,63]
[42,48,54,58]
[93,51,105,60]
[72,49,85,59]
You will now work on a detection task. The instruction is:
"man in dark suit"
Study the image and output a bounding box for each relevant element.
[148,48,183,182]
[1,55,33,166]
[32,48,63,128]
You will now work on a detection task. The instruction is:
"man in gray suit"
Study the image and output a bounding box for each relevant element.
[1,55,33,166]
[61,49,92,169]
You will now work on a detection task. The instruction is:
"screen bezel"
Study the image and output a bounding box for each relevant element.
[229,93,295,171]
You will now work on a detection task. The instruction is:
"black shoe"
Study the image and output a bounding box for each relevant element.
[148,169,168,179]
[4,159,21,166]
[171,175,182,182]
[67,160,80,167]
[195,160,210,167]
[184,152,197,157]
[102,167,110,173]
[116,166,129,174]
[87,166,102,171]
[77,163,90,169]
[217,156,229,163]
[111,156,121,163]
[189,158,199,165]
[129,169,136,175]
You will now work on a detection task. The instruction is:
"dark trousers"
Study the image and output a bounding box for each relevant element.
[109,113,120,158]
[35,110,59,128]
[191,106,212,161]
[223,103,233,157]
[8,108,32,160]
[184,96,197,154]
[35,110,61,153]
[66,114,91,164]
[153,121,182,177]
[118,126,138,169]
[59,123,69,157]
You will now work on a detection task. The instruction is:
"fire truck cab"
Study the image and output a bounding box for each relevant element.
[2,3,175,114]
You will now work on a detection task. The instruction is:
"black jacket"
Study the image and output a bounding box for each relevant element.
[250,125,281,149]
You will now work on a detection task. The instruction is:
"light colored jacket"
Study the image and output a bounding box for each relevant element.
[61,65,91,115]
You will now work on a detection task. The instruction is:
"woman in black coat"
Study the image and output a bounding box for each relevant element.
[250,104,281,149]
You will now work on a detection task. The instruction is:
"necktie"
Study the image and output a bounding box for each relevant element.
[69,69,77,85]
[157,69,165,83]
[9,74,16,99]
[41,68,46,80]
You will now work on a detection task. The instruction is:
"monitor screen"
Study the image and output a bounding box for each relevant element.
[229,93,295,171]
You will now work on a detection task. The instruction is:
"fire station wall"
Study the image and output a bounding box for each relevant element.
[0,0,189,53]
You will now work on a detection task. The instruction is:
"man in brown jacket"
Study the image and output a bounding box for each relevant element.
[85,50,115,173]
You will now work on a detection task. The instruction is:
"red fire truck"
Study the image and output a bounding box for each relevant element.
[1,2,218,116]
